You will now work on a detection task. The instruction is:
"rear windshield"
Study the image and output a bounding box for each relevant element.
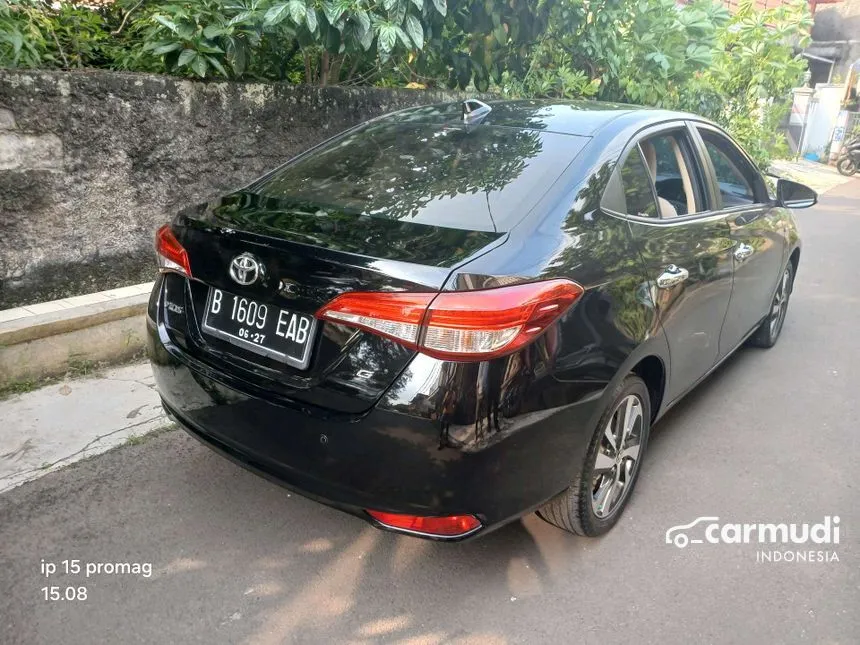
[250,122,587,233]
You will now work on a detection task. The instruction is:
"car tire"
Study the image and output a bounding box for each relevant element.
[747,262,794,349]
[537,375,651,537]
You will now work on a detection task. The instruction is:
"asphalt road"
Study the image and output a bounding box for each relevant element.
[2,181,859,645]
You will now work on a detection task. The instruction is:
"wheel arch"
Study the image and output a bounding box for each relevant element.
[583,327,672,436]
[789,246,800,275]
[630,354,666,423]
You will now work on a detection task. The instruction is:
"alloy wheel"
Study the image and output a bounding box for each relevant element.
[769,267,791,340]
[591,394,644,519]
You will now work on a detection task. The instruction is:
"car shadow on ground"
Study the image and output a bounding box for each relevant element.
[155,343,762,643]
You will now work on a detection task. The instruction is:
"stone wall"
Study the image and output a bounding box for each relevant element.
[0,70,464,309]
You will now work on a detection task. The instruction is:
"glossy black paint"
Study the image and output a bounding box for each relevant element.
[148,99,803,539]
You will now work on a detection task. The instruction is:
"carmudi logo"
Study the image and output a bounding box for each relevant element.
[665,516,841,563]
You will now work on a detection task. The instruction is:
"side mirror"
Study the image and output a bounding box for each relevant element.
[776,178,817,209]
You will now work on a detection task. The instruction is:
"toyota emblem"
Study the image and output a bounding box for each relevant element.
[229,253,263,286]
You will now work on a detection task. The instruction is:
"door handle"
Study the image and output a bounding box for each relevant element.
[656,264,689,289]
[733,242,754,262]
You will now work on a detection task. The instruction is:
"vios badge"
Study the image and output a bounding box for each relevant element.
[229,253,264,286]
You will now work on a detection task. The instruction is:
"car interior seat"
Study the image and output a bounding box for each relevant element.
[640,138,696,218]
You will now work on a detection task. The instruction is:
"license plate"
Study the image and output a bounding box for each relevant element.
[201,288,316,369]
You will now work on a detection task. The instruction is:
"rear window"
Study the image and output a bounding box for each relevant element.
[250,122,587,233]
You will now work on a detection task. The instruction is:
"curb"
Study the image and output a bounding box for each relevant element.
[0,283,153,387]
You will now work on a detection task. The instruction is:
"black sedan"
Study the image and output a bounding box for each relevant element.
[147,99,814,540]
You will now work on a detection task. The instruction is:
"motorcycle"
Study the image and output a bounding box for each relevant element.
[836,135,860,176]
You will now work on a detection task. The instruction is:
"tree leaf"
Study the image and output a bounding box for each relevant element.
[263,3,291,26]
[177,48,196,67]
[197,43,226,54]
[8,31,23,55]
[203,25,227,39]
[228,11,255,27]
[191,55,208,77]
[228,42,247,75]
[358,22,375,50]
[474,69,489,92]
[176,23,196,40]
[207,55,229,78]
[395,25,412,49]
[289,0,307,25]
[153,15,179,33]
[431,0,447,18]
[354,10,371,33]
[377,23,397,59]
[323,1,345,24]
[404,14,423,49]
[152,42,182,56]
[493,23,506,45]
[305,7,318,33]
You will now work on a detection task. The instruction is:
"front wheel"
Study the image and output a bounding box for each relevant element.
[537,375,651,537]
[837,156,857,176]
[748,262,794,348]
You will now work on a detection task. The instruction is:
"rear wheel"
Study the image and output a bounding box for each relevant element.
[748,262,794,349]
[837,156,857,176]
[537,375,651,537]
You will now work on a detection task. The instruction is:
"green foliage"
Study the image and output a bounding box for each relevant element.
[139,0,267,78]
[506,0,730,106]
[694,0,813,168]
[0,0,120,68]
[430,0,552,92]
[0,1,44,68]
[500,44,600,100]
[0,0,812,166]
[256,0,448,85]
[497,0,810,168]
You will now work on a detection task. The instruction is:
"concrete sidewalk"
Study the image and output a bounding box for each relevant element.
[0,361,169,493]
[770,158,854,195]
[0,282,154,388]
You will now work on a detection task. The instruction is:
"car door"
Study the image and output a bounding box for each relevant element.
[691,125,788,357]
[602,123,734,403]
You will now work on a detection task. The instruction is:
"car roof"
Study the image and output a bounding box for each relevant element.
[377,99,701,137]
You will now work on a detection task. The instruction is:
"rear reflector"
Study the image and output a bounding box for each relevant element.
[316,279,582,361]
[366,510,482,538]
[155,224,192,277]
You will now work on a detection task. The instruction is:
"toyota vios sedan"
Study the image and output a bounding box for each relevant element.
[148,99,815,540]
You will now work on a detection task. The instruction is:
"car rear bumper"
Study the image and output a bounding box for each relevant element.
[147,301,602,540]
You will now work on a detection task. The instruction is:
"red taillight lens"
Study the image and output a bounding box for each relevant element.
[316,279,582,361]
[366,510,482,537]
[155,224,192,277]
[422,279,582,359]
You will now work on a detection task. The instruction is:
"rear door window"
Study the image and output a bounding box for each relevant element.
[619,147,658,218]
[251,122,588,233]
[639,131,705,218]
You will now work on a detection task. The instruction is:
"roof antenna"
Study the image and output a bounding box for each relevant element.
[462,99,492,125]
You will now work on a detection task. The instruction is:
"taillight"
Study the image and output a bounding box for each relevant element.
[155,224,192,277]
[316,279,582,361]
[366,510,482,538]
[315,291,432,348]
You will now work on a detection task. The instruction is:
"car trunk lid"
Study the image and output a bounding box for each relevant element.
[162,195,505,414]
